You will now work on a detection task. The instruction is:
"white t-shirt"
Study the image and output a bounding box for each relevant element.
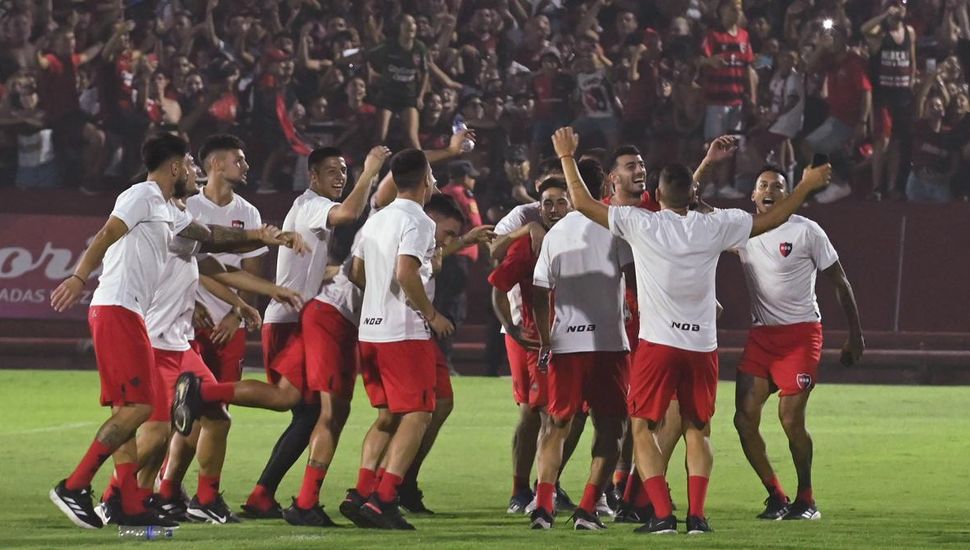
[356,198,436,343]
[315,231,364,325]
[609,206,753,352]
[768,70,805,139]
[146,205,202,351]
[533,211,632,353]
[91,181,189,316]
[495,202,542,329]
[264,189,339,324]
[186,190,267,323]
[738,215,838,327]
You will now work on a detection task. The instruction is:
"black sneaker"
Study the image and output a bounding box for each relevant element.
[399,484,434,515]
[571,508,607,530]
[94,495,121,526]
[171,373,201,437]
[118,508,180,528]
[359,494,414,530]
[606,482,622,512]
[757,494,790,520]
[283,499,337,527]
[529,507,554,529]
[153,494,189,522]
[239,501,283,519]
[186,494,241,524]
[633,514,678,535]
[555,485,576,511]
[686,515,713,534]
[50,480,103,529]
[614,503,653,524]
[783,500,821,520]
[507,488,534,514]
[339,489,374,528]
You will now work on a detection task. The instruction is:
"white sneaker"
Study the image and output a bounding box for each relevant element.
[701,183,717,199]
[814,182,851,204]
[717,185,746,199]
[525,496,538,514]
[594,493,614,517]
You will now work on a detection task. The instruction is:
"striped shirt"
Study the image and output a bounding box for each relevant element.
[701,27,754,106]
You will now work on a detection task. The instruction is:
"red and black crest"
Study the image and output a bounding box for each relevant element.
[796,373,813,390]
[231,220,244,228]
[779,242,793,257]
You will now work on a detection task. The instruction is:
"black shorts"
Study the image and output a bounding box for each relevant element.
[375,91,418,113]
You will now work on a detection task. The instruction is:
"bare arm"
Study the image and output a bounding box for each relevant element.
[532,286,552,348]
[751,164,832,237]
[553,128,609,228]
[488,223,531,261]
[350,256,366,289]
[198,256,303,309]
[239,256,263,307]
[178,221,279,253]
[439,225,496,258]
[822,260,865,366]
[397,255,453,336]
[694,136,739,187]
[329,146,390,226]
[50,216,128,311]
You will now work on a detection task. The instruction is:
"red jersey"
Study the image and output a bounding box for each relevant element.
[441,184,483,262]
[488,236,539,339]
[38,53,81,120]
[701,27,754,106]
[602,190,661,211]
[824,53,872,126]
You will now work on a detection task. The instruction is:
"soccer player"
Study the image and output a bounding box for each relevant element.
[339,148,452,530]
[240,145,390,520]
[529,159,633,530]
[733,166,864,521]
[48,134,288,529]
[552,126,832,534]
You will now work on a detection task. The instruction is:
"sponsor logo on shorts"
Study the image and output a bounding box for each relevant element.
[796,373,813,390]
[671,321,701,332]
[566,324,596,333]
[362,317,383,326]
[779,242,793,257]
[231,220,244,228]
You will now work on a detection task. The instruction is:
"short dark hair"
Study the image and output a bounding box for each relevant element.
[757,163,790,191]
[538,156,562,175]
[142,133,189,172]
[199,134,245,166]
[390,149,429,190]
[308,147,343,171]
[657,163,693,208]
[538,177,567,195]
[577,158,605,200]
[425,194,467,226]
[608,145,642,172]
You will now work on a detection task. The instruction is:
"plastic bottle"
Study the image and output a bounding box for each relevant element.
[451,116,475,153]
[117,525,176,540]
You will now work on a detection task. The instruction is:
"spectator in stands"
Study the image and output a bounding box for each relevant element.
[906,78,956,202]
[364,14,428,148]
[1,72,58,188]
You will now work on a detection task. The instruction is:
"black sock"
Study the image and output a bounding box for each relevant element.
[255,403,320,491]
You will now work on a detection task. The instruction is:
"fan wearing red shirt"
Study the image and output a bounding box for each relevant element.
[489,178,569,514]
[699,0,755,142]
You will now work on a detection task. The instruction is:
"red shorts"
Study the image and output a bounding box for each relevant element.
[89,305,155,407]
[434,340,453,400]
[505,335,546,409]
[303,301,358,402]
[547,351,628,421]
[265,329,316,404]
[738,322,822,397]
[359,340,437,413]
[628,340,719,425]
[260,322,299,384]
[873,102,913,140]
[193,327,247,382]
[150,348,217,422]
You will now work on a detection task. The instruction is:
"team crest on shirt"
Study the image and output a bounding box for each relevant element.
[779,242,793,257]
[796,373,813,390]
[231,220,244,228]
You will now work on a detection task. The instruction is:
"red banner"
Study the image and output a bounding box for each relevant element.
[0,214,105,320]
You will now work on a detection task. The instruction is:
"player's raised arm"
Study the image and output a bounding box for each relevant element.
[552,127,608,228]
[750,164,832,237]
[50,216,128,312]
[329,146,392,226]
[823,260,865,366]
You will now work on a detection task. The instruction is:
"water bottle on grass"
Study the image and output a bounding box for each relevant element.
[118,525,175,540]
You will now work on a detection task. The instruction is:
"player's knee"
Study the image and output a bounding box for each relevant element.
[779,412,806,437]
[435,398,454,418]
[733,409,756,434]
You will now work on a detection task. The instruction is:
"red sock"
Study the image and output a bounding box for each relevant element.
[612,469,627,487]
[688,476,709,517]
[796,487,814,504]
[137,487,153,504]
[102,472,121,502]
[623,470,640,504]
[200,382,235,403]
[65,439,113,490]
[296,465,327,509]
[764,474,787,499]
[374,468,386,494]
[633,482,652,508]
[578,483,600,514]
[245,484,275,509]
[513,475,530,494]
[643,476,673,518]
[355,468,376,496]
[536,482,556,514]
[376,472,402,504]
[117,463,147,515]
[197,475,220,505]
[159,478,178,501]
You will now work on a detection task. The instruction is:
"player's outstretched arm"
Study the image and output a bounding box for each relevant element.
[50,216,128,312]
[397,255,453,337]
[198,256,303,310]
[440,225,496,258]
[553,127,609,228]
[823,260,865,366]
[329,146,392,226]
[181,222,289,253]
[750,164,832,237]
[199,274,262,336]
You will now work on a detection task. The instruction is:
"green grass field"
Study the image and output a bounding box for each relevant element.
[1,370,968,549]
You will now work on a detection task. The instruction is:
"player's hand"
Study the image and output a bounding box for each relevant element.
[427,310,455,337]
[210,310,242,347]
[704,135,739,163]
[279,231,309,255]
[51,276,85,312]
[256,224,285,246]
[272,285,304,310]
[526,222,547,256]
[239,303,262,331]
[192,301,214,329]
[800,163,833,193]
[509,325,541,351]
[363,145,392,174]
[448,129,476,154]
[840,333,865,367]
[537,344,552,374]
[551,127,579,159]
[462,224,497,246]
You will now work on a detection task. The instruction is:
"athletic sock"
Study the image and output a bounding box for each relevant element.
[633,482,651,508]
[643,476,673,518]
[197,475,220,505]
[66,439,113,490]
[200,382,235,403]
[136,487,153,504]
[796,487,814,505]
[296,465,327,509]
[117,463,147,515]
[764,474,788,500]
[687,476,709,517]
[612,469,627,488]
[375,468,386,494]
[578,483,600,514]
[536,482,556,514]
[623,470,641,505]
[376,472,402,504]
[159,478,179,501]
[102,472,120,502]
[245,484,275,510]
[255,405,317,493]
[356,468,377,496]
[513,476,530,495]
